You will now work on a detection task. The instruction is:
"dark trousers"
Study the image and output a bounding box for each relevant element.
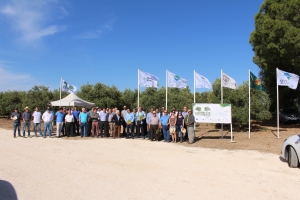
[126,123,133,137]
[150,125,159,141]
[65,122,74,137]
[61,122,66,135]
[88,118,93,136]
[13,122,21,136]
[136,121,144,137]
[99,121,108,137]
[122,120,127,135]
[74,120,79,135]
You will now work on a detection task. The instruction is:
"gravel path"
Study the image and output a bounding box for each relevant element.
[0,128,299,200]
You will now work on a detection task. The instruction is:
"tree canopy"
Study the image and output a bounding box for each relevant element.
[249,0,300,110]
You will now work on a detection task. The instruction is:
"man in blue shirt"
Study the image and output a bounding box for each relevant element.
[55,107,65,138]
[11,108,21,138]
[79,108,89,137]
[72,106,80,135]
[135,106,146,138]
[125,109,134,139]
[160,110,170,142]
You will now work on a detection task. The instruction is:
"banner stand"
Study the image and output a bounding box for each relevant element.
[193,103,236,143]
[229,123,236,143]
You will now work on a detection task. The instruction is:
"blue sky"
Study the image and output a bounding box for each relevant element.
[0,0,263,92]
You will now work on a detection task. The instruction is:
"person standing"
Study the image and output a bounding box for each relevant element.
[42,108,54,138]
[55,108,64,138]
[146,108,154,139]
[150,111,160,142]
[107,109,115,137]
[135,106,146,138]
[65,108,74,137]
[176,111,185,143]
[61,107,67,136]
[121,105,127,136]
[11,108,21,138]
[72,106,80,135]
[160,106,165,118]
[99,107,108,137]
[113,110,123,139]
[79,108,89,137]
[182,106,188,141]
[132,108,137,136]
[88,107,95,136]
[155,108,160,119]
[169,111,177,143]
[32,106,43,137]
[171,107,178,117]
[184,109,195,144]
[125,109,134,139]
[160,110,170,142]
[22,106,32,138]
[90,108,100,137]
[46,106,54,133]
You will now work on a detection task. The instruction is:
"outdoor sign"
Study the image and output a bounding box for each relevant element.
[193,103,232,123]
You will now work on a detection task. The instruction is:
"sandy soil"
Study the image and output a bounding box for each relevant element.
[0,126,300,200]
[1,118,300,154]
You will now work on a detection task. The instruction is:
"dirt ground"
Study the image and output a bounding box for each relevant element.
[1,118,299,155]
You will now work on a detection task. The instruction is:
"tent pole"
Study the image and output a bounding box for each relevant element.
[60,77,62,107]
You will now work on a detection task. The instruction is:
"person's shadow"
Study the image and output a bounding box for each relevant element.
[0,180,18,200]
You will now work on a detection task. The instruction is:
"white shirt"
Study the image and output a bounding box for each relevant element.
[32,111,41,123]
[65,114,74,123]
[42,112,53,123]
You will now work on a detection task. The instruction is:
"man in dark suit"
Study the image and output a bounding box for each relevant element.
[113,110,123,139]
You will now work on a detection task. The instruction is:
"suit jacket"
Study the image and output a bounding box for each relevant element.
[113,114,123,125]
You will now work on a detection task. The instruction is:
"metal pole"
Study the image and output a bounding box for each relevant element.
[248,69,251,138]
[60,77,62,107]
[194,70,196,104]
[166,70,168,110]
[221,69,223,138]
[276,68,280,138]
[138,69,140,108]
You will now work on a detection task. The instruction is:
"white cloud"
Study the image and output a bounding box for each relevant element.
[0,0,65,43]
[75,17,117,39]
[0,68,38,91]
[75,30,103,39]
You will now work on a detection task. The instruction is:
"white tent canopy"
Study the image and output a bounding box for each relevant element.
[51,93,95,107]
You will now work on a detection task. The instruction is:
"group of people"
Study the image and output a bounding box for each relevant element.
[10,105,196,144]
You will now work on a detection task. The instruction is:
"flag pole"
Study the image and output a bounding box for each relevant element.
[138,69,140,108]
[166,70,168,110]
[221,69,223,138]
[276,68,280,138]
[60,77,62,107]
[248,69,251,139]
[194,70,196,104]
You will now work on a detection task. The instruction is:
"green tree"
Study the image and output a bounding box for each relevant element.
[249,0,300,110]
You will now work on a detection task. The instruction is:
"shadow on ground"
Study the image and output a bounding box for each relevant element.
[0,180,18,200]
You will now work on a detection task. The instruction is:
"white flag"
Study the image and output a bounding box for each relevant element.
[61,79,77,93]
[222,72,237,89]
[277,68,299,90]
[139,70,159,88]
[195,71,212,89]
[167,71,187,88]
